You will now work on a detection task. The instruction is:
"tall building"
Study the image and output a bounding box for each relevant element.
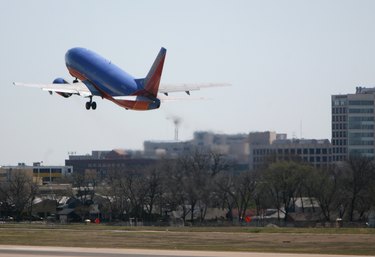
[332,87,375,161]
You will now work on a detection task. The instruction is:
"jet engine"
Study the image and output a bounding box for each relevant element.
[52,78,72,98]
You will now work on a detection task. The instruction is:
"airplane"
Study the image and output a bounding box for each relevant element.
[14,47,229,111]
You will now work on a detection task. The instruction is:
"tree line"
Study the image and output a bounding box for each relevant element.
[1,151,375,224]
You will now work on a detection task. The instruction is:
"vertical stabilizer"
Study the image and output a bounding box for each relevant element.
[143,47,167,97]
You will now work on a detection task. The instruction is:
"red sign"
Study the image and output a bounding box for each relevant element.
[245,216,252,223]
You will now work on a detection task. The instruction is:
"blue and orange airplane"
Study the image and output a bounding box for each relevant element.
[14,47,228,110]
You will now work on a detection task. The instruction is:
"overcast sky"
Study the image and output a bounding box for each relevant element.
[1,0,375,165]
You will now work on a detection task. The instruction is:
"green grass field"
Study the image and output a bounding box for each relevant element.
[0,224,374,255]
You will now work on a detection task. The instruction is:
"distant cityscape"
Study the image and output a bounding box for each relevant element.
[1,86,375,227]
[2,86,375,182]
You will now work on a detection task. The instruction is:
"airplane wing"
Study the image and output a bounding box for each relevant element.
[159,83,230,94]
[13,82,92,97]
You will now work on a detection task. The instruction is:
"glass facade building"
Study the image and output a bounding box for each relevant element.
[332,87,375,161]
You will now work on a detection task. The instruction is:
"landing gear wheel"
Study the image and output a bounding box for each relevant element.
[85,96,97,110]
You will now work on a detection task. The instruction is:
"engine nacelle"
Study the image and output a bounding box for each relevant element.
[52,78,72,98]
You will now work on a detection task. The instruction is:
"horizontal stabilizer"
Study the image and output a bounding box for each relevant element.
[159,83,231,94]
[158,95,210,102]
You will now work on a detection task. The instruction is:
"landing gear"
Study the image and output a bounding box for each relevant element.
[85,97,97,110]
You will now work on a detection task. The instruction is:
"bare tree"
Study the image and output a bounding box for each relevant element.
[0,171,38,221]
[339,156,375,221]
[143,166,164,219]
[262,161,305,222]
[216,171,257,222]
[177,149,225,223]
[99,169,130,221]
[304,167,339,221]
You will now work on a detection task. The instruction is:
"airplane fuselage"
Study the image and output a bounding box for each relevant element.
[65,47,162,110]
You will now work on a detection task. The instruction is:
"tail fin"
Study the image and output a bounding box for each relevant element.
[143,47,167,97]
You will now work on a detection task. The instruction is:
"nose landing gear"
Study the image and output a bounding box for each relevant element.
[85,97,97,110]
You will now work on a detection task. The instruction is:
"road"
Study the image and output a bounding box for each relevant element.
[0,245,368,257]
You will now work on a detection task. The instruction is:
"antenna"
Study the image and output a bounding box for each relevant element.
[300,120,303,139]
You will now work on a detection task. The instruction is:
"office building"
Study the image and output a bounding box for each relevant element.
[249,132,332,170]
[332,87,375,161]
[144,132,249,165]
[66,149,156,180]
[0,163,73,185]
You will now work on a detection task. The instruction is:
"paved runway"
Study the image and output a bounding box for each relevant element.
[0,245,370,257]
[0,245,367,257]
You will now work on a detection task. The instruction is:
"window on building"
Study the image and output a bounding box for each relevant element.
[40,168,50,173]
[348,100,374,105]
[348,108,373,114]
[349,116,374,122]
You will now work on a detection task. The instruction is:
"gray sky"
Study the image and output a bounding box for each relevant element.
[1,0,375,165]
